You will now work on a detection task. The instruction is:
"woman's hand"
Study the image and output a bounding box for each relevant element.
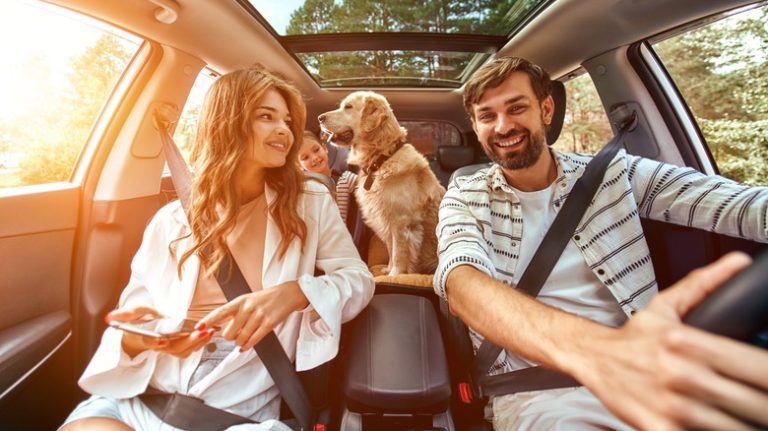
[196,281,309,352]
[106,305,215,358]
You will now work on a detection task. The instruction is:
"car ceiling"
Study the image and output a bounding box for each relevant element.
[52,0,757,131]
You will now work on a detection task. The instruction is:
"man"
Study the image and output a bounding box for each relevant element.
[435,57,768,430]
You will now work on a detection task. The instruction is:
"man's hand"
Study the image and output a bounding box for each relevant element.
[196,281,309,352]
[107,306,215,358]
[577,252,768,430]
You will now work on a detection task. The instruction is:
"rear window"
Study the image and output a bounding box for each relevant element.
[400,121,463,157]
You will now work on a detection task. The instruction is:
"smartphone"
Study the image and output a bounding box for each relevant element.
[109,317,200,340]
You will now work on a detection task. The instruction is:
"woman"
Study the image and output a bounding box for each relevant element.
[60,68,374,430]
[297,131,357,224]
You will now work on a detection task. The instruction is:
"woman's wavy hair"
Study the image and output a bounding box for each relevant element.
[175,67,308,278]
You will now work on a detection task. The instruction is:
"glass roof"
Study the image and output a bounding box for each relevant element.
[242,0,549,87]
[296,51,492,88]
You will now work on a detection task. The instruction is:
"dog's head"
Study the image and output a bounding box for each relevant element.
[317,91,406,155]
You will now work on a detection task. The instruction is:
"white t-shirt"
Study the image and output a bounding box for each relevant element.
[506,183,627,370]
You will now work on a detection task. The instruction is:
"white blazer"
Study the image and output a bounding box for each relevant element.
[78,181,374,428]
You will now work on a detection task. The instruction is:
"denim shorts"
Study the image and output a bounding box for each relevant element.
[60,337,236,429]
[59,394,124,429]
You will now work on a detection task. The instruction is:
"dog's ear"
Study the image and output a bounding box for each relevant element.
[360,97,388,133]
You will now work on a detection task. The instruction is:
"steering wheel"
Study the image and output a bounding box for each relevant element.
[683,249,768,342]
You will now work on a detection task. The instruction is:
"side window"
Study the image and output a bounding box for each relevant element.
[653,4,768,186]
[552,72,612,155]
[400,121,462,157]
[0,0,141,189]
[173,69,217,163]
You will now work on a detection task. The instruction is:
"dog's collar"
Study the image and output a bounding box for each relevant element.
[361,142,405,191]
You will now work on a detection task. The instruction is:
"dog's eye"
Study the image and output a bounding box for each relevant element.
[344,104,352,110]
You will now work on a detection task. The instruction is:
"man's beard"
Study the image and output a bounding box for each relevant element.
[484,125,547,171]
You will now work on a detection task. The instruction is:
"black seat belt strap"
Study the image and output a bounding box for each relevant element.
[216,257,317,431]
[153,110,317,430]
[471,129,627,395]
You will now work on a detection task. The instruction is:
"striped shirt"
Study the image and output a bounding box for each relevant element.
[335,170,357,224]
[434,149,768,374]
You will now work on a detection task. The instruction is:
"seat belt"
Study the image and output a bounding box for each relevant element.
[455,126,629,401]
[147,110,319,431]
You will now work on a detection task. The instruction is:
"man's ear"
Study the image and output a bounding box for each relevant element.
[470,115,479,136]
[361,97,388,133]
[541,95,555,126]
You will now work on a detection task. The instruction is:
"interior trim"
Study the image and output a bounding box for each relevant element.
[638,44,716,175]
[281,33,506,53]
[0,311,71,400]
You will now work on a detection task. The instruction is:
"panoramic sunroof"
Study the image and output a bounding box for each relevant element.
[242,0,549,88]
[295,50,493,88]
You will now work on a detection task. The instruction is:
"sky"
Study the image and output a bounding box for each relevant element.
[249,0,310,34]
[0,0,139,120]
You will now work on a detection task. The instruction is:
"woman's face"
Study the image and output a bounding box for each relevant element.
[298,138,330,175]
[242,88,294,171]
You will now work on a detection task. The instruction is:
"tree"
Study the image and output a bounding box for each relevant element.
[17,34,132,184]
[555,74,612,154]
[654,6,768,186]
[286,0,525,85]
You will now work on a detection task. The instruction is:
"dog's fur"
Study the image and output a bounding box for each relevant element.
[319,91,446,275]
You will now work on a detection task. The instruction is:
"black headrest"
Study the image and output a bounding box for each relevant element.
[437,146,475,171]
[546,80,566,146]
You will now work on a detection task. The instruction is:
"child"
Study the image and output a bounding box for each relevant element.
[298,131,357,224]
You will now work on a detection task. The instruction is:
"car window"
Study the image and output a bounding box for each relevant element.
[653,4,768,186]
[173,69,217,164]
[552,72,612,155]
[400,120,462,157]
[0,0,141,189]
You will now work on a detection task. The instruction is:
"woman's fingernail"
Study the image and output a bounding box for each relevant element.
[239,347,245,353]
[195,322,206,331]
[207,329,215,336]
[104,313,112,324]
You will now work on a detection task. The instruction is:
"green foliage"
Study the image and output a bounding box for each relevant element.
[554,73,612,154]
[15,34,132,185]
[654,6,768,186]
[286,0,538,84]
[699,118,768,186]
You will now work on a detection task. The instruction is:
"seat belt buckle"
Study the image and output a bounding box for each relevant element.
[313,424,326,431]
[458,382,473,404]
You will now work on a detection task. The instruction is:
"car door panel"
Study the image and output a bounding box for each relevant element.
[74,196,165,366]
[0,185,80,428]
[0,186,78,352]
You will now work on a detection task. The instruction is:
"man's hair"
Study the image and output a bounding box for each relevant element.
[463,57,552,118]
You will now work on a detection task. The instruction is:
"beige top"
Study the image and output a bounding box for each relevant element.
[187,195,268,321]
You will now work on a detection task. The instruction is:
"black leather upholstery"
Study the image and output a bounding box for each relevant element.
[343,294,451,414]
[437,146,475,171]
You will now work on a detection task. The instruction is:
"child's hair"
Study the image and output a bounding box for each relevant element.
[302,130,322,145]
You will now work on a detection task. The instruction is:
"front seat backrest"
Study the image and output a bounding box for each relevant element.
[449,80,567,184]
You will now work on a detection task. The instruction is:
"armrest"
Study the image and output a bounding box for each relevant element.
[343,294,451,414]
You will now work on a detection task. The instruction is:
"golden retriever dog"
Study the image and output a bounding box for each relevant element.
[318,91,446,275]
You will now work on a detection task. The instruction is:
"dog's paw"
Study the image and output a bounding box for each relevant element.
[387,266,403,276]
[369,264,389,277]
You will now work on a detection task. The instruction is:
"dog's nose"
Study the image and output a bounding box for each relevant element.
[318,114,326,123]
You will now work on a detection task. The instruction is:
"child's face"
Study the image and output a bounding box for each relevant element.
[298,138,330,174]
